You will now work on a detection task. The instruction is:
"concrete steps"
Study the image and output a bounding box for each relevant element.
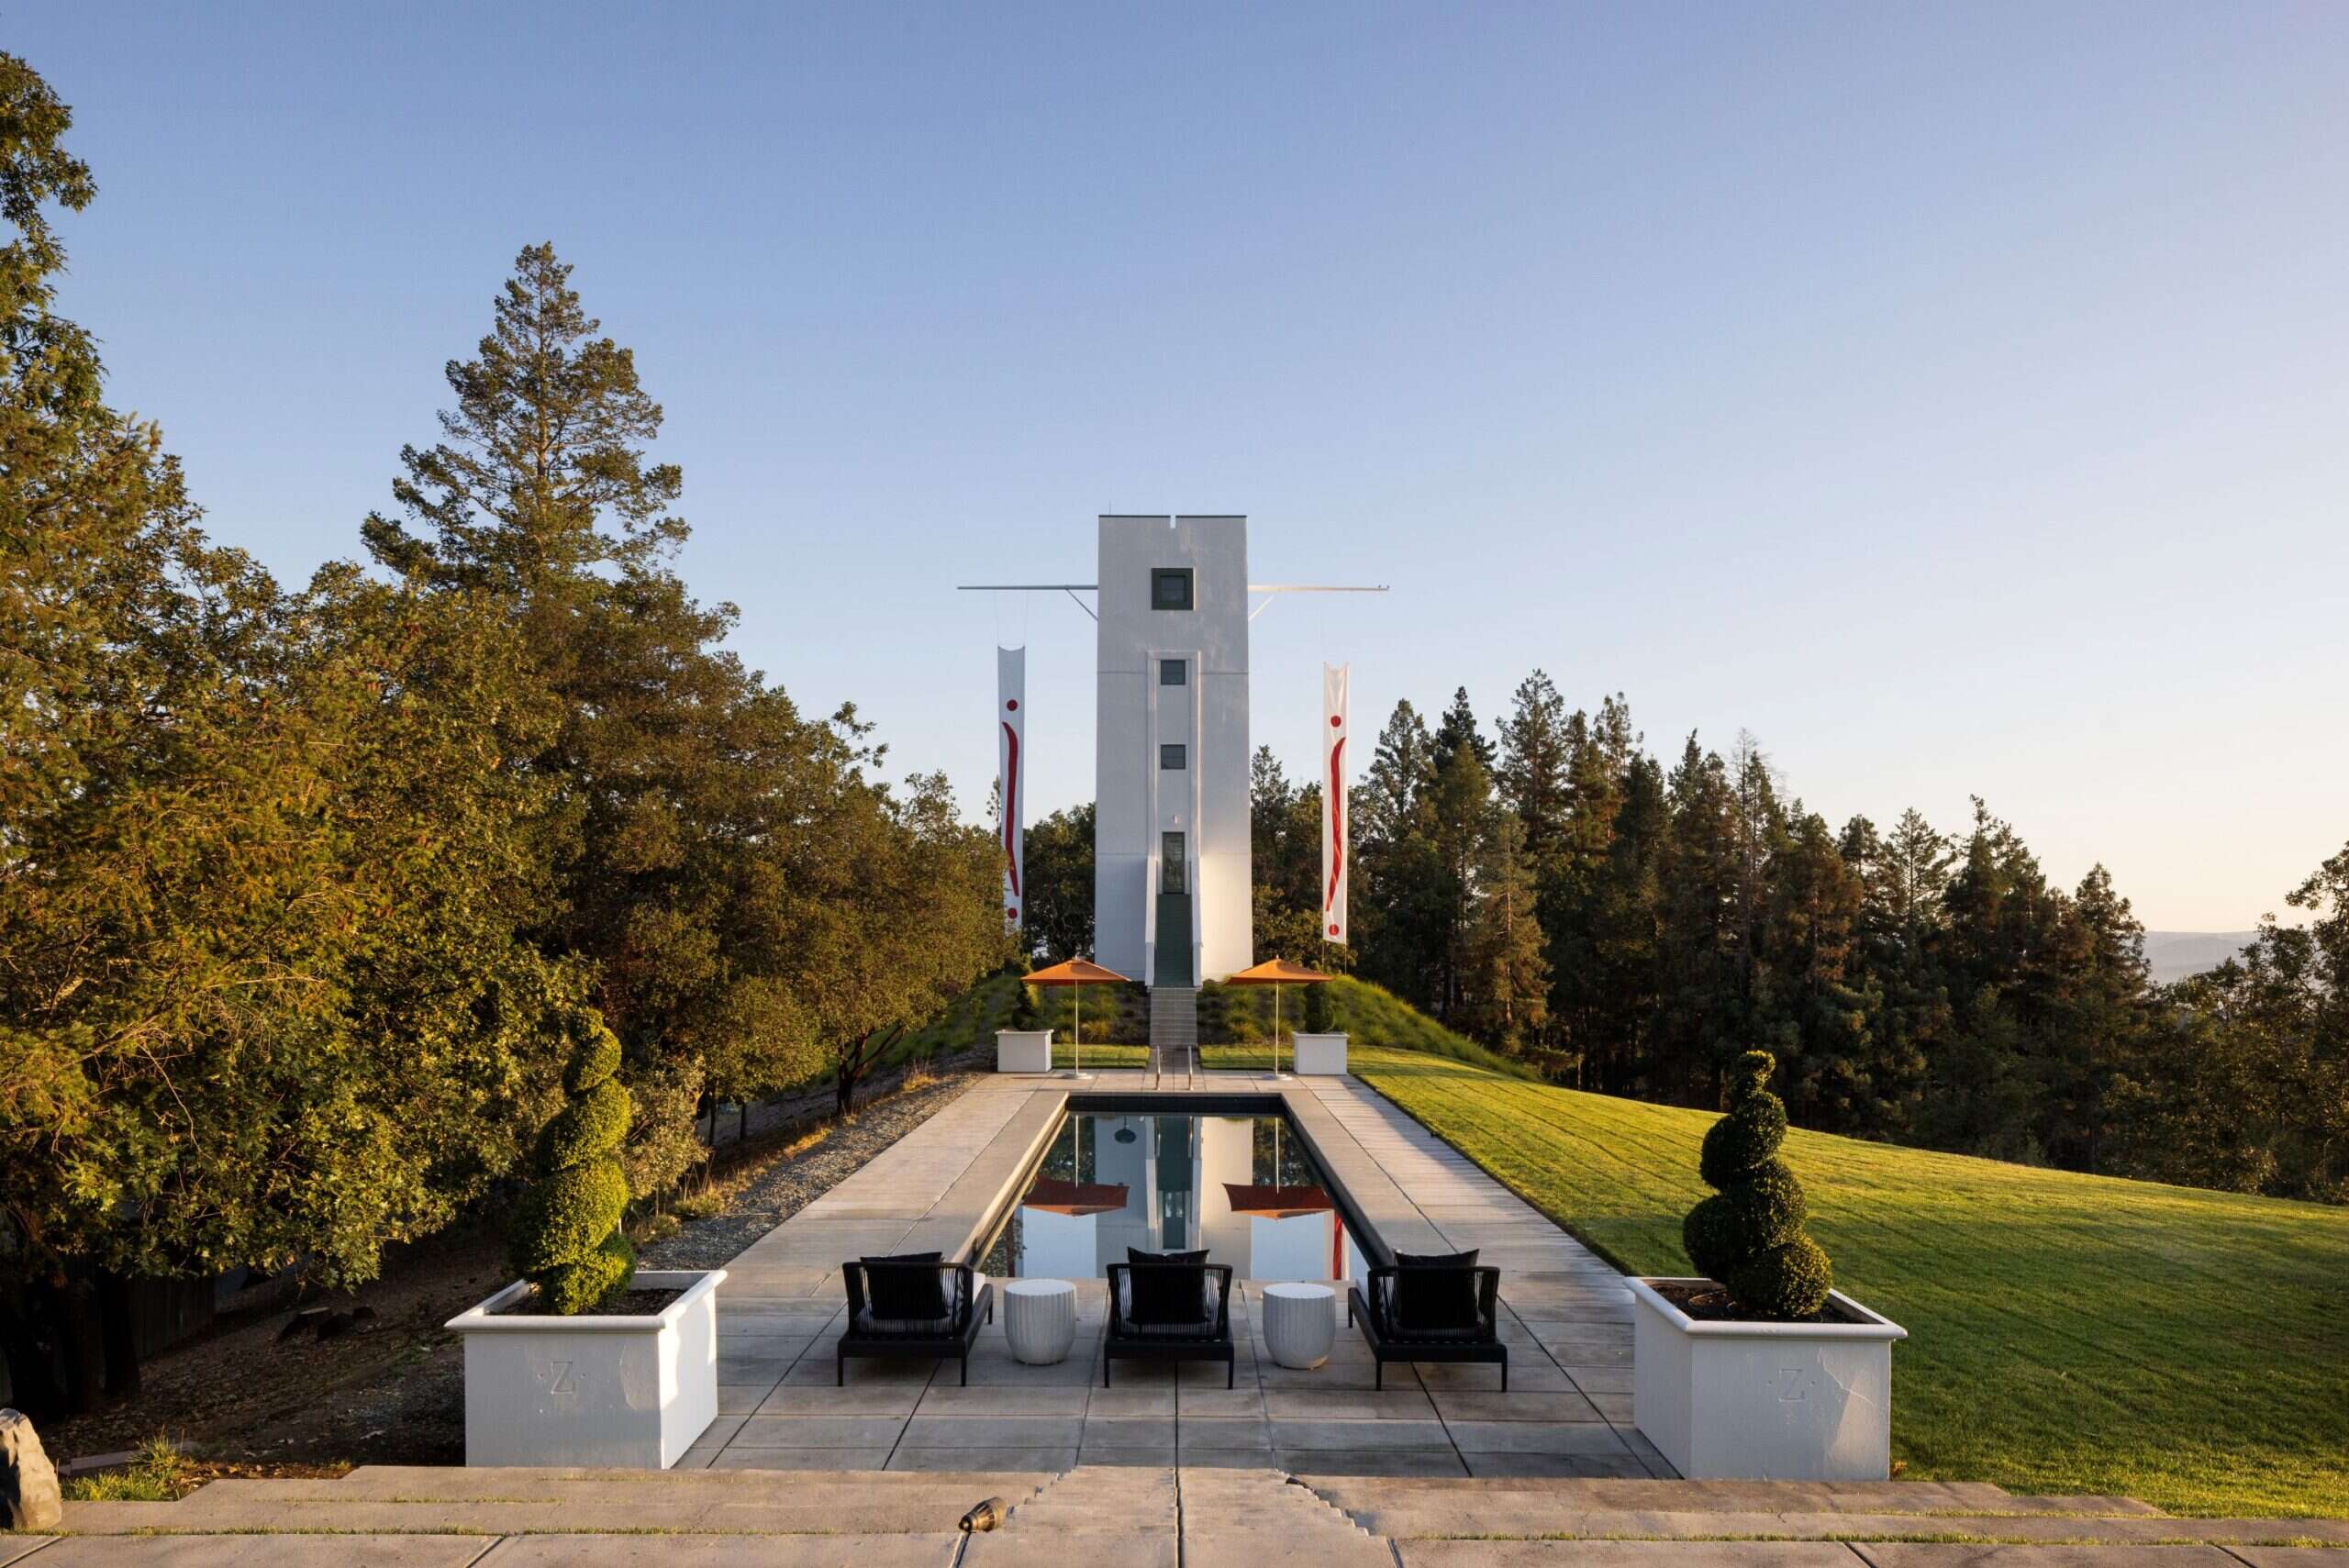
[45,1462,2349,1562]
[1001,1462,1178,1532]
[1149,984,1197,1078]
[1179,1465,1395,1564]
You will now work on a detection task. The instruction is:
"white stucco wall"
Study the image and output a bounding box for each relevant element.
[1094,515,1253,985]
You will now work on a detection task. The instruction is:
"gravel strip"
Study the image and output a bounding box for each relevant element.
[639,1070,985,1271]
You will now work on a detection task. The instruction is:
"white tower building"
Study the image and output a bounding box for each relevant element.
[1093,515,1252,987]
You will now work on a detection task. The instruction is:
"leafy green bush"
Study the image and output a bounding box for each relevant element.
[1009,978,1041,1031]
[61,1435,186,1502]
[1303,981,1333,1035]
[511,1014,636,1314]
[1680,1049,1832,1319]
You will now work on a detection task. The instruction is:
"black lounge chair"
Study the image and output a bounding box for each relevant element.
[1104,1259,1236,1388]
[1347,1260,1506,1390]
[838,1256,992,1385]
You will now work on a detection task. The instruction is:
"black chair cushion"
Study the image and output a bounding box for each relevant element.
[1127,1248,1211,1327]
[1393,1249,1481,1333]
[862,1252,948,1322]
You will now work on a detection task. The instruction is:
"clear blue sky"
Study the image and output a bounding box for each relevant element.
[23,3,2347,929]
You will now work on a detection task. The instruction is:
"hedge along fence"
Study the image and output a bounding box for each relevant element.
[510,1014,637,1314]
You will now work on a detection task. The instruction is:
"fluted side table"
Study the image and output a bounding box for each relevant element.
[1003,1278,1078,1365]
[1263,1282,1337,1370]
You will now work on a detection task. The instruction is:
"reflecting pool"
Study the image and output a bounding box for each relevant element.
[977,1108,1369,1284]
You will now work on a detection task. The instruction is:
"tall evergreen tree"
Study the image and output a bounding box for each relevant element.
[1465,812,1552,1050]
[1497,671,1573,866]
[1430,685,1496,774]
[364,244,855,1182]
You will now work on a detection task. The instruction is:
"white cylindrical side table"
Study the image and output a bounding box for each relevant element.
[1262,1282,1337,1370]
[1003,1278,1078,1365]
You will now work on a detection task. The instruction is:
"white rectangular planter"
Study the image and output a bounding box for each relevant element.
[446,1268,724,1469]
[1629,1275,1905,1481]
[996,1029,1053,1073]
[1291,1032,1349,1075]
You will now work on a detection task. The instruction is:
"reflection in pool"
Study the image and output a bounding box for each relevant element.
[978,1110,1368,1285]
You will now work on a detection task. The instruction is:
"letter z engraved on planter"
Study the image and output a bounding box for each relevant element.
[540,1358,583,1404]
[1777,1365,1811,1401]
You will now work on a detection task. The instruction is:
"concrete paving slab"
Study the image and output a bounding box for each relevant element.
[30,1537,497,1566]
[707,1445,896,1470]
[1272,1418,1454,1451]
[1849,1551,2246,1567]
[1180,1418,1275,1451]
[755,1383,926,1416]
[1460,1451,1653,1479]
[1285,1451,1471,1477]
[1443,1420,1638,1456]
[1177,1529,1396,1567]
[475,1535,966,1566]
[717,1381,782,1413]
[1431,1391,1604,1423]
[1078,1443,1178,1464]
[1268,1388,1442,1419]
[885,1445,1077,1473]
[915,1383,1089,1415]
[0,1541,54,1568]
[968,1536,1175,1567]
[730,1414,909,1447]
[899,1414,1083,1447]
[1400,1544,1863,1565]
[1091,1385,1179,1415]
[1083,1416,1175,1445]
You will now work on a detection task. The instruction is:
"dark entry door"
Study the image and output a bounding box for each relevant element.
[1154,896,1192,985]
[1155,832,1192,986]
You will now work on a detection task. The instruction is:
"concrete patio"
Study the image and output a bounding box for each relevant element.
[681,1065,1664,1477]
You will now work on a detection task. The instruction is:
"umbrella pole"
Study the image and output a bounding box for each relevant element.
[1074,985,1082,1077]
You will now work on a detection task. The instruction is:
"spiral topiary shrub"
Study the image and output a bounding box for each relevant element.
[511,1013,636,1315]
[1680,1049,1832,1320]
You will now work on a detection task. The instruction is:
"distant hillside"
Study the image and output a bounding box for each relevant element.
[2143,930,2260,984]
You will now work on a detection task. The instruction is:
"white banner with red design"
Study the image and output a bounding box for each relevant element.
[1322,662,1350,946]
[997,646,1025,933]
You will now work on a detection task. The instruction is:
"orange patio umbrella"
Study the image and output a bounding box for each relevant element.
[1222,957,1334,1078]
[1022,957,1130,1077]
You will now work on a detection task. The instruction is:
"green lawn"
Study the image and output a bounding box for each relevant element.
[1349,1046,2349,1518]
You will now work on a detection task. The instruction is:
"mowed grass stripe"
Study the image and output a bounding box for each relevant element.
[1347,1047,2349,1518]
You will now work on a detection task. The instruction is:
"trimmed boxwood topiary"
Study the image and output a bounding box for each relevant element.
[511,1013,636,1314]
[1680,1049,1832,1320]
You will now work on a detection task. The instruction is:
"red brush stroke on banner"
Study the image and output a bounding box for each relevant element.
[1001,720,1021,897]
[1326,736,1345,910]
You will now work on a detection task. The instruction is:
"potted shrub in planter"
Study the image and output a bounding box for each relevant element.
[1630,1049,1905,1482]
[996,973,1052,1073]
[447,1015,724,1468]
[1291,976,1348,1075]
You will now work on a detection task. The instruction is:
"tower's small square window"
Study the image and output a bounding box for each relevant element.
[1151,567,1193,611]
[1160,743,1186,770]
[1159,659,1187,685]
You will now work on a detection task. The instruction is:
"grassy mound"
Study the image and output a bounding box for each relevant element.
[1202,976,1533,1076]
[1349,1045,2349,1518]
